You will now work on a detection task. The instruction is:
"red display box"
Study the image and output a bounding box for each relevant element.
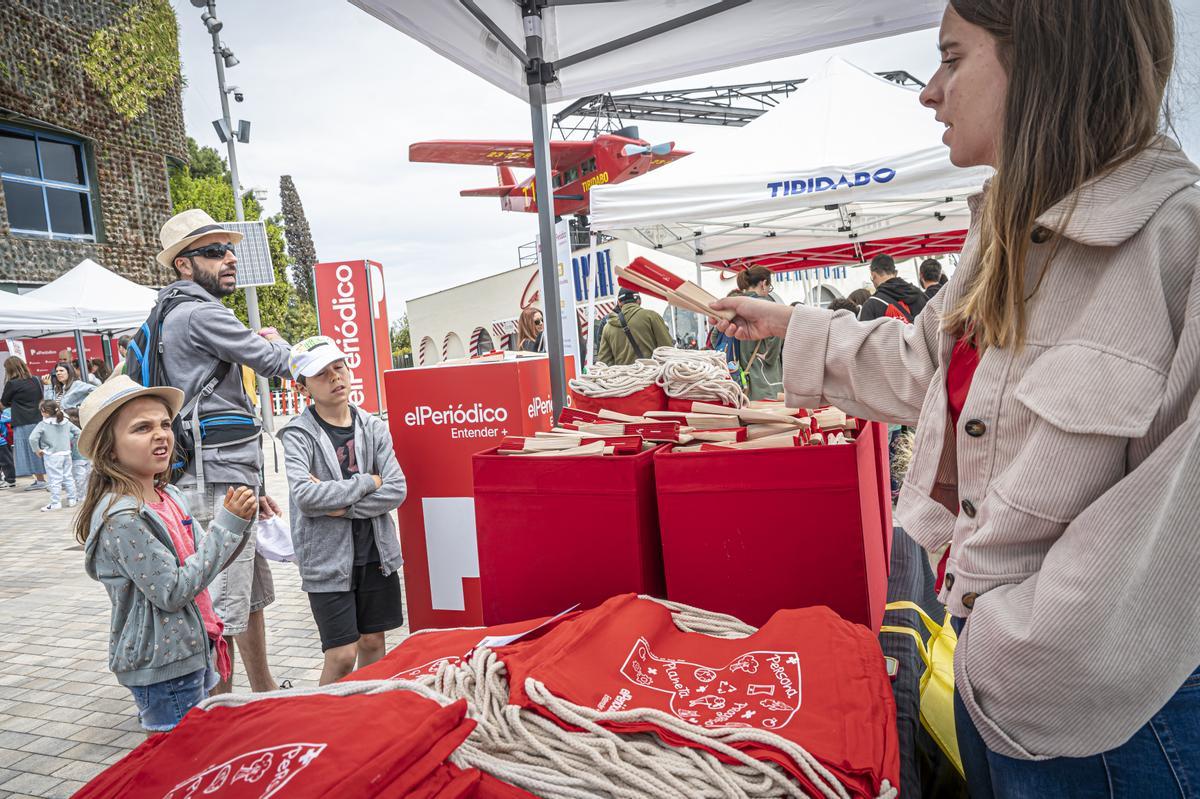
[384,356,574,631]
[653,421,892,631]
[473,445,666,625]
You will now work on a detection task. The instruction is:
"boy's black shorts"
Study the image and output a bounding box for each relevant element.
[307,562,405,652]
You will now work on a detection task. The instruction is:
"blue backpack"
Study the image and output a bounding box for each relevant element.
[707,328,745,387]
[125,289,232,483]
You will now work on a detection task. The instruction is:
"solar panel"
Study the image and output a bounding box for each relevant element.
[225,221,277,287]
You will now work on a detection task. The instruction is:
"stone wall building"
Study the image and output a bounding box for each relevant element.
[0,0,186,291]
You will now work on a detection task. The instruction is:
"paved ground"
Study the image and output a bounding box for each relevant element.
[0,423,410,798]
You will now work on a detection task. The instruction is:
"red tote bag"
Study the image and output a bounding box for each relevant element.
[498,594,899,799]
[79,692,475,799]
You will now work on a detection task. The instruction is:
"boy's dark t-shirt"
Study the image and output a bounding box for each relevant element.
[312,409,379,566]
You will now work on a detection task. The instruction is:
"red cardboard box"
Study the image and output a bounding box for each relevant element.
[568,384,668,417]
[473,445,666,625]
[653,421,891,630]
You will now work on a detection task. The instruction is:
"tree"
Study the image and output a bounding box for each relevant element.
[390,315,411,358]
[168,139,318,344]
[279,176,317,306]
[187,139,229,181]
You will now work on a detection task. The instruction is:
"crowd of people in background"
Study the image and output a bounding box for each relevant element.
[0,351,109,500]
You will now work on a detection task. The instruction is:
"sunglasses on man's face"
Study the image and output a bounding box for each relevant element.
[179,242,236,260]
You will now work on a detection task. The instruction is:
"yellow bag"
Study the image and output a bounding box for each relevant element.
[881,601,963,776]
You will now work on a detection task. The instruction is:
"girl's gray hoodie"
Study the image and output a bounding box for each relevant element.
[83,485,250,686]
[28,417,80,455]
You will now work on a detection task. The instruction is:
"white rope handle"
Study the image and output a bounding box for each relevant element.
[653,347,747,408]
[569,360,661,398]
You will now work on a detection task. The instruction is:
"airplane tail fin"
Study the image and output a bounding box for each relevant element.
[497,165,516,210]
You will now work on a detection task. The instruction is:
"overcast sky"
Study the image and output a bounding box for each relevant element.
[172,1,1200,317]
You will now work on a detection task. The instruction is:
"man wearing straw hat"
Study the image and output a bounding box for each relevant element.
[155,209,294,695]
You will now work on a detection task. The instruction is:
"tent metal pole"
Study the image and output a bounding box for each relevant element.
[209,3,274,435]
[586,229,599,370]
[695,261,708,347]
[100,332,113,371]
[73,329,88,382]
[525,10,568,419]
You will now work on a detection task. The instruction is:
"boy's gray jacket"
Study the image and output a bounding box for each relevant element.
[83,485,251,687]
[158,280,292,486]
[278,406,406,592]
[28,418,80,455]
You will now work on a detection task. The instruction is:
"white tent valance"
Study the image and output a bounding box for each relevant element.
[589,58,993,268]
[349,0,946,103]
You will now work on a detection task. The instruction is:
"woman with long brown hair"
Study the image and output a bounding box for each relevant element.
[516,306,546,353]
[0,356,48,489]
[713,0,1197,793]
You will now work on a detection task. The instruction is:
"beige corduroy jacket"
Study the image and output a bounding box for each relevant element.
[779,138,1200,760]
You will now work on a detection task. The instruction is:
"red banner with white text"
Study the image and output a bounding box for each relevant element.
[314,260,391,414]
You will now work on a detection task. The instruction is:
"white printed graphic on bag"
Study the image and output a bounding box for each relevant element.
[162,743,325,799]
[616,638,801,730]
[388,656,463,681]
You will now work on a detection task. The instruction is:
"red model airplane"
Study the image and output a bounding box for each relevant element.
[408,127,690,217]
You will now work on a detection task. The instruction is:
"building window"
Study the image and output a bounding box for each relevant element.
[811,284,838,308]
[0,126,96,241]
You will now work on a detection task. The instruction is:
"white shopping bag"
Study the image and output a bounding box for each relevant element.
[255,514,295,563]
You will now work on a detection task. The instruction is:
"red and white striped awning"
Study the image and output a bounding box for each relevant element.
[492,318,516,340]
[577,300,617,326]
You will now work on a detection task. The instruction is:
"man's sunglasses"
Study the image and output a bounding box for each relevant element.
[179,243,236,260]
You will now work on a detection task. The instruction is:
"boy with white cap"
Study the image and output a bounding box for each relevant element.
[278,336,407,684]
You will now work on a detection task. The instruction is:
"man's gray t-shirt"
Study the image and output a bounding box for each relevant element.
[157,280,291,486]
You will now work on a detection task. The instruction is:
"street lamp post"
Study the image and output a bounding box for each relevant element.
[191,0,274,433]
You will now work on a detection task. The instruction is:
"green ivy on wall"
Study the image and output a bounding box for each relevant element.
[82,0,181,121]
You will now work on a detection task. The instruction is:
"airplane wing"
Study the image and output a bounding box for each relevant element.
[409,140,596,170]
[460,185,518,197]
[649,149,692,170]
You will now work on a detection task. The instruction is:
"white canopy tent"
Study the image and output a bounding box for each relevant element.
[349,0,947,413]
[22,258,157,333]
[589,57,993,271]
[0,258,156,377]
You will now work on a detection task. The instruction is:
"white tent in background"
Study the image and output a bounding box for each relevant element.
[0,259,156,377]
[589,57,993,271]
[349,0,947,412]
[23,258,156,333]
[0,289,67,338]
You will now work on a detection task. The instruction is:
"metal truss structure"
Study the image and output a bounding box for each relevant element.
[552,71,925,139]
